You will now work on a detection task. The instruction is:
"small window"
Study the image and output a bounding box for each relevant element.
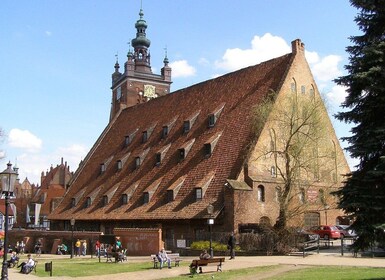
[125,136,131,146]
[143,192,149,204]
[257,185,265,202]
[100,163,106,174]
[183,121,190,133]
[291,82,296,93]
[102,195,108,206]
[301,85,306,94]
[155,153,162,166]
[86,197,91,208]
[204,143,212,158]
[167,190,174,202]
[121,194,128,205]
[178,149,186,161]
[271,166,276,177]
[142,131,148,143]
[208,114,215,128]
[135,157,141,168]
[162,126,169,138]
[117,160,123,170]
[195,188,202,200]
[71,198,76,207]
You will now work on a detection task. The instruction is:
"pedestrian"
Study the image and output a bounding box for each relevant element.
[228,231,235,260]
[74,239,81,257]
[81,240,87,256]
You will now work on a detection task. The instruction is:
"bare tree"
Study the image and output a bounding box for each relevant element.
[253,91,334,229]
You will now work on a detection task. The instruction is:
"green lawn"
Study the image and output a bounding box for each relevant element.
[14,257,385,279]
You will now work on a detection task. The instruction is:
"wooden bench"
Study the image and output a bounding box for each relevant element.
[190,257,225,274]
[151,253,181,269]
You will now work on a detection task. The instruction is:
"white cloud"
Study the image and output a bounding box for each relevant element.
[326,85,348,106]
[309,55,342,82]
[169,60,196,78]
[14,143,88,185]
[215,33,291,71]
[8,129,42,152]
[45,31,52,36]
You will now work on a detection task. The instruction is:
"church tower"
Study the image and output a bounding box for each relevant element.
[109,7,172,122]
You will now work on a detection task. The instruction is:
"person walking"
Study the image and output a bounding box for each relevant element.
[228,231,236,260]
[74,239,81,257]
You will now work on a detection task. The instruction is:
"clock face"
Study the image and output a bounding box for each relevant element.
[144,85,157,99]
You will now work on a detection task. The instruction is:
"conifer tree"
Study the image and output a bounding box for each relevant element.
[334,0,385,250]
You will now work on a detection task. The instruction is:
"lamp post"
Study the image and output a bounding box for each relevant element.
[207,204,214,258]
[324,205,330,225]
[70,218,75,259]
[0,162,17,280]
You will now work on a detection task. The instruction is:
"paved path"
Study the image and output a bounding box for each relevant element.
[8,252,385,280]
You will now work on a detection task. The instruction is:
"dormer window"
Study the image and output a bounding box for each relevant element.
[86,197,91,208]
[162,126,169,138]
[100,163,106,174]
[178,148,186,161]
[142,131,148,143]
[195,188,202,200]
[204,132,222,158]
[155,153,162,166]
[167,190,174,202]
[183,111,200,134]
[135,157,141,168]
[143,192,150,204]
[102,195,108,206]
[183,121,190,133]
[124,129,138,147]
[71,198,76,207]
[117,160,123,170]
[208,104,225,128]
[178,139,195,162]
[121,194,128,205]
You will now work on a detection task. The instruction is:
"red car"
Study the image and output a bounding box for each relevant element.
[309,225,341,239]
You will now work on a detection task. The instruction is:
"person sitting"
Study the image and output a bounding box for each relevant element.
[7,251,19,267]
[157,248,171,269]
[199,249,211,260]
[18,254,35,274]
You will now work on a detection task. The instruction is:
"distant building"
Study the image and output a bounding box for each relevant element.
[49,8,350,250]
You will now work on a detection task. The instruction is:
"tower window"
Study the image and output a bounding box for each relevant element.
[257,185,265,202]
[116,86,122,100]
[301,85,306,94]
[271,166,276,177]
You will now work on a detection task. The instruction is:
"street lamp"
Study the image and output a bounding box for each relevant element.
[0,162,17,280]
[324,205,330,225]
[207,204,214,258]
[70,218,75,259]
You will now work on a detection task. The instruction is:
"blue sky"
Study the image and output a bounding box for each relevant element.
[0,0,359,184]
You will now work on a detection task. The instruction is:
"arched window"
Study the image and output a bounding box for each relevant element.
[257,185,265,202]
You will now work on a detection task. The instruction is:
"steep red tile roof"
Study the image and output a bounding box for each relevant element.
[49,51,293,222]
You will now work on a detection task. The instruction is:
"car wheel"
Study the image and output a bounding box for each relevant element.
[324,234,329,240]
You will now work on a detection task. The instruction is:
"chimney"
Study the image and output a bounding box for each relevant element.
[291,39,305,54]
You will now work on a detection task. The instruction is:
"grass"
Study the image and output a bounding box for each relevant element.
[13,256,385,279]
[27,257,152,277]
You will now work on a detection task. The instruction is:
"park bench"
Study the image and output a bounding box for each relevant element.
[150,253,181,268]
[190,257,225,274]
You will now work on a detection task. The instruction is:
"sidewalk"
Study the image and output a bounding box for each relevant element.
[8,252,385,280]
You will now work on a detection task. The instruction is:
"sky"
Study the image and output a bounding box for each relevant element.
[0,0,360,185]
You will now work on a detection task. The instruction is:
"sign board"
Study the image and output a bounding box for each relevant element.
[176,239,186,248]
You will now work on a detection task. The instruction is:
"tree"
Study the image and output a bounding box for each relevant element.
[333,0,385,250]
[253,90,335,230]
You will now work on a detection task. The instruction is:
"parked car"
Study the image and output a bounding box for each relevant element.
[335,225,357,238]
[308,225,341,239]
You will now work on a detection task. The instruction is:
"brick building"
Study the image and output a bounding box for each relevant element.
[49,8,350,249]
